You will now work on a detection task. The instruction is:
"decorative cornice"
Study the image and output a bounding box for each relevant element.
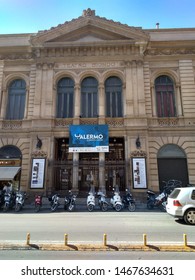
[130,150,147,158]
[31,150,47,158]
[145,48,195,56]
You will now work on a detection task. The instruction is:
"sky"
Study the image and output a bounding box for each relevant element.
[0,0,195,34]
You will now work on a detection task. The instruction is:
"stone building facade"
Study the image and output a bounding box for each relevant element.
[0,9,195,199]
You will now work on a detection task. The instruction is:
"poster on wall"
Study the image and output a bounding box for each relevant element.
[30,158,45,189]
[132,157,147,189]
[69,124,109,152]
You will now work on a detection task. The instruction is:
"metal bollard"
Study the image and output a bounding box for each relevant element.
[103,233,107,246]
[143,233,147,246]
[64,234,68,246]
[183,234,188,247]
[26,233,30,245]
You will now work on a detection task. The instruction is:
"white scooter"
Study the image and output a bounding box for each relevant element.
[15,191,26,212]
[87,186,96,212]
[110,186,123,212]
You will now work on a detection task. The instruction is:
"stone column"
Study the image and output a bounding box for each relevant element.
[99,152,106,193]
[98,83,105,118]
[176,83,183,116]
[34,63,43,117]
[125,61,134,116]
[72,152,79,193]
[74,84,81,118]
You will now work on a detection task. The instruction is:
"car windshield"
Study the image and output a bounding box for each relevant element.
[168,189,181,199]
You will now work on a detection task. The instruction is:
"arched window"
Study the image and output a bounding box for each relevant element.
[105,76,123,117]
[56,77,74,118]
[81,77,98,118]
[6,79,26,120]
[155,75,176,117]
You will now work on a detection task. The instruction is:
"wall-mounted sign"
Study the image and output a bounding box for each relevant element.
[69,125,109,153]
[132,157,147,189]
[30,158,46,189]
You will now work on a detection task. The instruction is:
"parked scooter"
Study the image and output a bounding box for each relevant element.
[87,186,96,211]
[110,186,123,212]
[48,193,60,212]
[122,189,136,212]
[147,179,182,211]
[97,191,109,211]
[64,190,77,211]
[34,194,43,212]
[15,191,26,212]
[3,191,16,212]
[147,189,167,211]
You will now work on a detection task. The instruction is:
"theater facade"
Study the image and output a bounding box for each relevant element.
[0,8,195,199]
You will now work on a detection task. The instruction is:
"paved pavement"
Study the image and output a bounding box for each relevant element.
[24,196,151,211]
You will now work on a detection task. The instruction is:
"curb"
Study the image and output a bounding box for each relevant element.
[0,243,195,252]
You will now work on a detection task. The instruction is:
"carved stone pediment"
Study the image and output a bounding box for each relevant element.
[31,9,149,47]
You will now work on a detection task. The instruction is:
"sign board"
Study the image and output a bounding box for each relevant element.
[69,125,109,153]
[132,157,147,189]
[30,158,45,189]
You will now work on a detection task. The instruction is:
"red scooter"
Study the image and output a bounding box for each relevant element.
[34,194,42,212]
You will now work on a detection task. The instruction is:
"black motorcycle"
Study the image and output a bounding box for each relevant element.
[147,180,182,211]
[0,190,5,210]
[64,190,77,211]
[122,189,136,212]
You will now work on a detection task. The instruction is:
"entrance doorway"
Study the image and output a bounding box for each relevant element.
[79,153,99,192]
[105,137,125,192]
[53,138,73,191]
[0,145,22,191]
[157,144,188,191]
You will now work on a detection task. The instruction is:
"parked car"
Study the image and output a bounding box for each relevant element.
[166,186,195,225]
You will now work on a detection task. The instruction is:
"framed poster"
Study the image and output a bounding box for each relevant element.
[30,158,46,189]
[132,157,147,189]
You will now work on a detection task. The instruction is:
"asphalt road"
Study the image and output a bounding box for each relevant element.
[0,210,194,245]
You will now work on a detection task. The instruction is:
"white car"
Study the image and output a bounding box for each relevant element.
[166,186,195,225]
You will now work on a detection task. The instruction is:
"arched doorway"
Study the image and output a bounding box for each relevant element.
[157,144,188,191]
[0,145,22,191]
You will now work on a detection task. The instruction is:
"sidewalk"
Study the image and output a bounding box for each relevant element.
[24,197,155,212]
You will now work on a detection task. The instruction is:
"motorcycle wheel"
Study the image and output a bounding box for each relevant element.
[159,202,166,212]
[68,204,75,212]
[128,203,136,212]
[3,204,9,212]
[147,201,154,210]
[115,204,122,212]
[15,203,22,212]
[34,204,41,213]
[87,204,94,212]
[51,203,58,212]
[101,202,108,212]
[64,204,68,210]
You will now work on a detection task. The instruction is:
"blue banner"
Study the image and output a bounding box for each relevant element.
[69,125,109,152]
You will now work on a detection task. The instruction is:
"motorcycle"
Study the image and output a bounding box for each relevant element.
[3,191,16,212]
[147,179,182,211]
[34,194,43,212]
[15,191,26,212]
[64,190,77,211]
[87,186,96,212]
[122,189,136,212]
[97,191,109,211]
[110,187,123,212]
[0,190,4,210]
[48,193,60,212]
